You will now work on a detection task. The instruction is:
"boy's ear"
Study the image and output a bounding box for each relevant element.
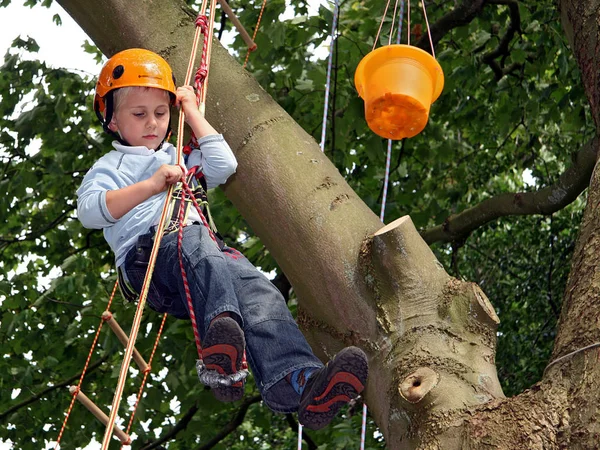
[107,117,118,132]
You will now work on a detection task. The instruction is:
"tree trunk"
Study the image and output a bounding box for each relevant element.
[56,0,600,447]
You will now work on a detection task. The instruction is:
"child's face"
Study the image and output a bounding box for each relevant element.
[109,87,171,150]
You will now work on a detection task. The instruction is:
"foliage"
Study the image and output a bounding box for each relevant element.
[0,0,595,448]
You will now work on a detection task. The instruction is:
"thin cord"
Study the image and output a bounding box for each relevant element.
[388,0,400,46]
[243,0,268,68]
[421,0,435,58]
[397,0,405,43]
[545,342,600,373]
[373,0,393,51]
[360,403,368,450]
[407,0,410,45]
[319,0,339,151]
[380,0,405,223]
[297,423,303,449]
[380,140,393,222]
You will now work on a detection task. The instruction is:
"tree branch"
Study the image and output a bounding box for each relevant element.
[415,0,487,50]
[196,395,262,450]
[421,137,598,244]
[481,0,522,80]
[139,401,200,450]
[0,353,109,420]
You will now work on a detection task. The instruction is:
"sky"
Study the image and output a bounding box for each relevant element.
[0,2,102,75]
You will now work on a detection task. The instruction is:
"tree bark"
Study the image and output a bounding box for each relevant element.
[56,0,600,447]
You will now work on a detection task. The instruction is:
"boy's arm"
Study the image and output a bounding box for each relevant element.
[176,86,238,188]
[106,164,183,219]
[77,163,184,228]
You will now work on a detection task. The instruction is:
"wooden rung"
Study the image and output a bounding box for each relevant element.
[102,311,149,373]
[69,386,131,444]
[217,0,257,52]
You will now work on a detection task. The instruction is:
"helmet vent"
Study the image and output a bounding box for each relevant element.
[112,65,125,80]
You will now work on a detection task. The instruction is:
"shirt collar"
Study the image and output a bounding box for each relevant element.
[112,141,171,155]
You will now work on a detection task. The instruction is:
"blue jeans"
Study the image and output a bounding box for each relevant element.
[122,223,323,412]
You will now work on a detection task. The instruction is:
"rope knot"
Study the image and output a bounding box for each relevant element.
[70,385,81,396]
[195,66,208,85]
[195,14,208,29]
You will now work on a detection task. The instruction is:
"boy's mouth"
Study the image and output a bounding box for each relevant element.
[144,134,158,139]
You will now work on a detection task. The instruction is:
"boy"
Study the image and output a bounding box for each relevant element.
[77,48,368,430]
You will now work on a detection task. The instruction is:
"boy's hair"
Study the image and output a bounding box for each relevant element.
[112,86,172,113]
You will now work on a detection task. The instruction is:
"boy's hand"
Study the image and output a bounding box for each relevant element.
[175,85,219,137]
[176,86,200,121]
[149,164,184,194]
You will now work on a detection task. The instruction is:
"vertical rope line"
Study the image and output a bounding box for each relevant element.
[319,0,339,151]
[421,0,435,58]
[380,0,405,224]
[407,0,410,45]
[297,423,303,449]
[177,194,204,360]
[360,403,368,450]
[387,0,400,46]
[397,0,405,43]
[200,0,219,109]
[380,141,393,222]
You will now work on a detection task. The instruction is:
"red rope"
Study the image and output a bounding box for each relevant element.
[175,170,248,370]
[55,281,120,449]
[243,0,268,69]
[177,184,205,359]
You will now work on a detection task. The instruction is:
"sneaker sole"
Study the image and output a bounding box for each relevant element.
[203,317,245,402]
[299,347,368,430]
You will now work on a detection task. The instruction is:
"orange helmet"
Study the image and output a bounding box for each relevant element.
[94,48,177,128]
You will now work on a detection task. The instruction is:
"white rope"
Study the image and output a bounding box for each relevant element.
[297,423,303,449]
[319,0,339,151]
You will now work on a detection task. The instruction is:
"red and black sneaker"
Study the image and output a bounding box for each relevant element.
[203,317,246,402]
[298,346,368,430]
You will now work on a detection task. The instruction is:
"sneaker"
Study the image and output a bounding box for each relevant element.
[202,317,246,402]
[298,346,368,430]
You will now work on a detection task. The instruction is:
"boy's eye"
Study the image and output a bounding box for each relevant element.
[156,112,166,117]
[133,112,145,117]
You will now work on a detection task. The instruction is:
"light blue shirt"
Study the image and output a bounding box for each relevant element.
[77,134,237,267]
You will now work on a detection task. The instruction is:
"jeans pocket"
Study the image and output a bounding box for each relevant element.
[126,266,166,312]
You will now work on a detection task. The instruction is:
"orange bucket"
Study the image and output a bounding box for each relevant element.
[354,44,444,139]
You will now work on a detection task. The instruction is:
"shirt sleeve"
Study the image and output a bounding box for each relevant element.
[76,157,120,229]
[186,134,238,189]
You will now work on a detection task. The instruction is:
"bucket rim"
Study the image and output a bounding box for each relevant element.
[354,44,445,103]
